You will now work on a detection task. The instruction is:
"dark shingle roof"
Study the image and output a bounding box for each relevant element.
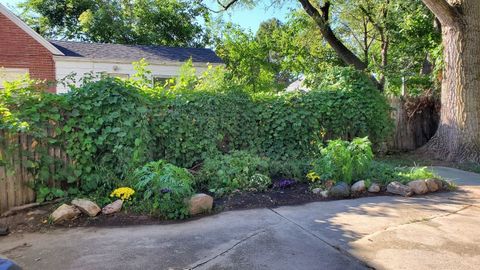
[50,40,223,64]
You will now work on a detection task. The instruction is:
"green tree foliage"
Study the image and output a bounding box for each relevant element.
[213,14,342,92]
[210,0,441,95]
[19,0,211,46]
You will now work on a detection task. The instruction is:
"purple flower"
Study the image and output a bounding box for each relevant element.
[160,188,172,194]
[274,178,297,189]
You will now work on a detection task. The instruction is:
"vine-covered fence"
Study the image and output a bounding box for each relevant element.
[0,130,68,214]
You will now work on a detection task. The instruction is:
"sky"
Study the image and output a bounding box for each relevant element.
[0,0,299,32]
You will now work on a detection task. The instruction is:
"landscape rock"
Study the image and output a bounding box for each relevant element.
[351,180,366,193]
[408,180,429,195]
[102,200,123,215]
[320,190,329,199]
[425,178,440,192]
[312,188,322,194]
[50,204,81,223]
[72,199,101,217]
[329,182,351,198]
[368,183,381,193]
[188,193,213,215]
[0,225,9,236]
[387,181,413,197]
[435,179,444,189]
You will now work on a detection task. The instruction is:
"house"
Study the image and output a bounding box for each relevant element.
[0,3,223,93]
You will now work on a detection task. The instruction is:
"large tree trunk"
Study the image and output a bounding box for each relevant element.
[421,0,480,162]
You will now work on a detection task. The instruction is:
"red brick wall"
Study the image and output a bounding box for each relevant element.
[0,12,56,92]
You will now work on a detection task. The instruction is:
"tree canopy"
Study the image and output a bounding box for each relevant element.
[19,0,211,47]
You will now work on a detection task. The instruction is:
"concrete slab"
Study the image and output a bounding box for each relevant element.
[0,166,479,270]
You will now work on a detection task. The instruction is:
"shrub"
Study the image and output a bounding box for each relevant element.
[268,159,310,181]
[197,151,270,196]
[0,64,392,199]
[63,78,154,192]
[132,160,194,219]
[310,137,374,185]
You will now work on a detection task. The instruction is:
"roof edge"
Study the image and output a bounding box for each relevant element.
[0,3,64,56]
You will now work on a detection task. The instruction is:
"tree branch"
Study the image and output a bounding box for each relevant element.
[217,0,241,11]
[297,0,368,71]
[421,0,462,27]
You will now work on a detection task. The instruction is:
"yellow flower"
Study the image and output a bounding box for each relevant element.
[306,171,320,182]
[110,187,135,201]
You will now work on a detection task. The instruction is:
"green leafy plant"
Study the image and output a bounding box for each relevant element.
[197,151,270,196]
[132,160,194,219]
[248,173,272,192]
[0,62,392,202]
[36,186,65,203]
[311,137,374,185]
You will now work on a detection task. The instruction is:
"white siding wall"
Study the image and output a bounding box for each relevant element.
[54,57,216,93]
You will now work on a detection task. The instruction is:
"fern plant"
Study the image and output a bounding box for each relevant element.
[132,160,194,219]
[311,137,373,185]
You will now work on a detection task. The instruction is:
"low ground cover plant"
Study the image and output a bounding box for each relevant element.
[197,151,271,196]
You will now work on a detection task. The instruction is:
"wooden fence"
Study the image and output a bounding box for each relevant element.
[0,130,68,214]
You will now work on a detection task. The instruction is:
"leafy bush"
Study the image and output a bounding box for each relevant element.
[311,137,374,185]
[63,78,154,192]
[132,160,194,219]
[268,159,310,181]
[197,151,271,195]
[0,63,392,199]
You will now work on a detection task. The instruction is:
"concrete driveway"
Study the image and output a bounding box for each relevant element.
[0,166,479,270]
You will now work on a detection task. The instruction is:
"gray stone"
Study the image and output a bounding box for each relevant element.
[0,225,9,236]
[425,179,440,192]
[188,193,213,215]
[102,199,123,215]
[368,183,381,193]
[408,180,429,195]
[72,199,101,217]
[387,181,413,197]
[50,204,81,223]
[351,180,366,193]
[320,190,329,199]
[329,182,350,198]
[312,188,322,194]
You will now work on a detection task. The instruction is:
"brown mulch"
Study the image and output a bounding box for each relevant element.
[0,182,392,236]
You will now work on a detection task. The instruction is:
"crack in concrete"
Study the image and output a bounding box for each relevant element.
[267,208,374,270]
[354,204,475,244]
[188,228,269,269]
[393,204,473,228]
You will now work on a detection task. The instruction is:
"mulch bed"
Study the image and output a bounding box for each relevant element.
[0,182,389,235]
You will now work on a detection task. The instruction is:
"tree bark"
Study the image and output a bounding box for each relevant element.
[420,0,480,162]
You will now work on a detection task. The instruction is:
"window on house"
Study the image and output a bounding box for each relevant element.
[107,73,129,79]
[0,68,29,89]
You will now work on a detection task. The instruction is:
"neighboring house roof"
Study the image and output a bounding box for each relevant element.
[50,40,223,64]
[0,3,64,56]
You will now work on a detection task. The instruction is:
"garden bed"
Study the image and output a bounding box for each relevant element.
[0,183,401,235]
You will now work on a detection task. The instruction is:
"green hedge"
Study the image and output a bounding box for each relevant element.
[0,69,392,195]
